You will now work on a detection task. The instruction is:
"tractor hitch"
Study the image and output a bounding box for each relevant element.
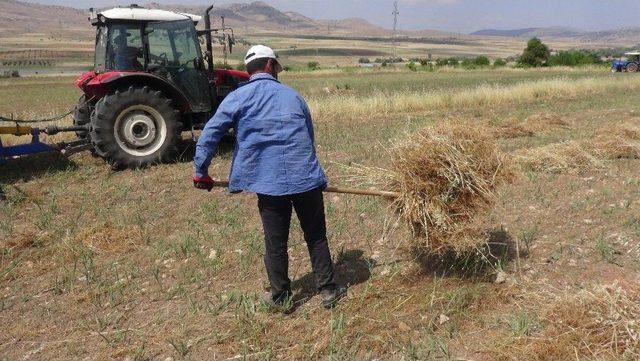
[0,125,91,164]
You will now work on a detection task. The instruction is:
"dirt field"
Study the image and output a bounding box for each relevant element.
[1,68,639,360]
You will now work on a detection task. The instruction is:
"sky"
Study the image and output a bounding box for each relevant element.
[25,0,640,33]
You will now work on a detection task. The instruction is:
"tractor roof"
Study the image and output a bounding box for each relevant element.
[94,7,202,24]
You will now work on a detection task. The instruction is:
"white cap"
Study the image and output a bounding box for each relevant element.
[244,45,278,65]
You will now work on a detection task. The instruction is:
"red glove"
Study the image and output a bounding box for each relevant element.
[193,175,214,192]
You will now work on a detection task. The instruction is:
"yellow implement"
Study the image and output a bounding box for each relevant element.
[0,125,32,136]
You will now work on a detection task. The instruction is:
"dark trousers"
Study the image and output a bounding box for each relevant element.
[257,186,336,298]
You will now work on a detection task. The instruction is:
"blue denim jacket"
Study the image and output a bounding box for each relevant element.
[194,73,327,196]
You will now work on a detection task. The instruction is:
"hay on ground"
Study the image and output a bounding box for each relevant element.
[593,122,640,159]
[352,124,513,255]
[495,113,570,139]
[514,140,602,173]
[514,284,640,360]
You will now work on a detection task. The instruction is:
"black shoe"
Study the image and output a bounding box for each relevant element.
[320,285,347,309]
[263,290,293,312]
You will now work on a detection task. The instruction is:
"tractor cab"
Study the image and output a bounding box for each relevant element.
[91,7,212,112]
[74,5,249,169]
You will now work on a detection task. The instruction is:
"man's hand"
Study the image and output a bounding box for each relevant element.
[193,175,215,192]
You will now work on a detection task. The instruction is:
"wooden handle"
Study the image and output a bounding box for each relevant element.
[210,180,399,198]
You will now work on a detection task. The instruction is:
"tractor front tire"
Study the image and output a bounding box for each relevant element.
[627,63,639,73]
[90,86,182,170]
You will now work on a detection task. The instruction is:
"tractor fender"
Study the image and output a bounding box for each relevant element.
[83,72,193,113]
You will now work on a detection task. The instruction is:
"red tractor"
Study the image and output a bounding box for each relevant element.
[74,5,249,169]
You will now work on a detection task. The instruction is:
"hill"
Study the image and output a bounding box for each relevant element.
[472,26,640,46]
[0,0,406,38]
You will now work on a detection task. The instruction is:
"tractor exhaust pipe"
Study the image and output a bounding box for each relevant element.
[204,5,214,71]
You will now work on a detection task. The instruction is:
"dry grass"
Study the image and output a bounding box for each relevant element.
[514,140,602,174]
[495,113,570,139]
[513,121,640,173]
[502,284,640,360]
[593,122,640,160]
[352,124,513,254]
[309,76,640,122]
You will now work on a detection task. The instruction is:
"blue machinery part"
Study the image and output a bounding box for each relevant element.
[0,125,91,164]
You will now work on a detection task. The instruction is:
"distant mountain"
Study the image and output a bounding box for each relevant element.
[472,26,640,46]
[472,27,584,38]
[0,0,460,40]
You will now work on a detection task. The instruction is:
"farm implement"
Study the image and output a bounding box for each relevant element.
[0,123,91,165]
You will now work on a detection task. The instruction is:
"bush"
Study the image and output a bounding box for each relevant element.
[406,61,418,72]
[381,61,388,67]
[282,65,292,72]
[548,50,602,66]
[493,58,507,67]
[307,61,320,70]
[519,37,550,67]
[473,56,490,66]
[236,62,246,71]
[214,61,233,70]
[460,58,476,69]
[418,58,430,66]
[358,58,370,64]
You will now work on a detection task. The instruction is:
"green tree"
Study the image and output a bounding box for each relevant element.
[519,37,550,67]
[307,61,320,70]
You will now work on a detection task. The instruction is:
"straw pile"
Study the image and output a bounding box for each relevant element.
[495,113,571,139]
[593,122,640,159]
[511,284,640,360]
[354,124,513,254]
[514,140,602,174]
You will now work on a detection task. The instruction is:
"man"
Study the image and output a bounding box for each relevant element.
[193,45,346,309]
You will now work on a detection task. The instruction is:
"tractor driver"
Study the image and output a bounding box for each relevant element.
[193,45,347,310]
[112,32,143,71]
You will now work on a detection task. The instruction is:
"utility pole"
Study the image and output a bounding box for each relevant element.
[392,1,399,58]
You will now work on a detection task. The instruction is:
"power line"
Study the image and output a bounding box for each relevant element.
[392,1,399,58]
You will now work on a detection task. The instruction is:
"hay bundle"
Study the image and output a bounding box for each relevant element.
[514,140,601,173]
[593,122,640,159]
[353,124,512,254]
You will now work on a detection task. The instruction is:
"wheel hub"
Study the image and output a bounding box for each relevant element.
[114,105,167,157]
[122,113,157,147]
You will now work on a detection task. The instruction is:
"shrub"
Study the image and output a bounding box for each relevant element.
[214,61,233,70]
[307,61,320,70]
[236,62,246,71]
[548,50,602,66]
[473,56,491,66]
[418,58,430,66]
[406,61,418,72]
[519,37,550,67]
[493,58,507,67]
[461,58,476,69]
[358,58,370,64]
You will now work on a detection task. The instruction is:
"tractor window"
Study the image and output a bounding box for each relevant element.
[147,20,201,70]
[107,25,144,71]
[95,26,108,72]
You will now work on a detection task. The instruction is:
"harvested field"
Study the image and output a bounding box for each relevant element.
[2,68,640,360]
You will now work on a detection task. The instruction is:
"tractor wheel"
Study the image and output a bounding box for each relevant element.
[627,63,639,73]
[90,86,182,169]
[73,94,92,140]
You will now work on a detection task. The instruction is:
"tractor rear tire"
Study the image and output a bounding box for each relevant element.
[90,86,183,170]
[73,94,91,140]
[628,63,639,73]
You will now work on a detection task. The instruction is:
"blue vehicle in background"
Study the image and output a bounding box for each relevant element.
[612,52,640,73]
